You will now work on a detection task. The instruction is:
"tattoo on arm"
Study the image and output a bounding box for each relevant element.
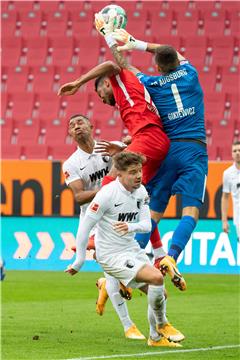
[110,44,129,69]
[110,44,141,75]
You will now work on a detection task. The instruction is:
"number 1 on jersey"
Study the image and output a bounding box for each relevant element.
[171,83,183,112]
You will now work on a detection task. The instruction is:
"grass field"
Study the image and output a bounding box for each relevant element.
[2,271,240,360]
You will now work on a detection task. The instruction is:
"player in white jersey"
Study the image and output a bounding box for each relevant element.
[63,113,147,339]
[221,141,240,240]
[66,152,182,347]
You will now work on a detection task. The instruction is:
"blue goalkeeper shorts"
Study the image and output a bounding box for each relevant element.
[146,141,208,213]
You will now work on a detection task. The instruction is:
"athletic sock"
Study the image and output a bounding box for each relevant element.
[105,276,133,331]
[148,285,165,326]
[101,175,115,187]
[148,305,160,341]
[168,215,197,261]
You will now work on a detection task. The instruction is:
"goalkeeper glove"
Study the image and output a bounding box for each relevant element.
[94,11,117,48]
[112,29,148,51]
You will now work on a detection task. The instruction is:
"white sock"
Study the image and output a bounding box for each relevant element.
[148,305,160,341]
[148,285,165,325]
[153,247,166,259]
[105,275,133,331]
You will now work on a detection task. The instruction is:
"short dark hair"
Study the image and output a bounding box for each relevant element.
[232,141,240,146]
[95,76,105,92]
[113,152,144,171]
[155,45,179,74]
[69,114,91,124]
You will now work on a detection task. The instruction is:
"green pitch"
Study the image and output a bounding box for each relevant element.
[2,272,240,360]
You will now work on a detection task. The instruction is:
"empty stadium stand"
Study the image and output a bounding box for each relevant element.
[1,0,239,160]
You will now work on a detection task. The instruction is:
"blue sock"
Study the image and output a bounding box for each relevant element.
[168,216,196,261]
[135,219,158,249]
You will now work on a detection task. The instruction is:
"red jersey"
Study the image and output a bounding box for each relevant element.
[110,69,163,136]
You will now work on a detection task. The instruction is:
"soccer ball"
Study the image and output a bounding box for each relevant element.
[100,4,127,30]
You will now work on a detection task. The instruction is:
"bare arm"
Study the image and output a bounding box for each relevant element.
[58,61,121,96]
[221,192,230,233]
[68,179,98,205]
[146,42,186,61]
[110,44,141,75]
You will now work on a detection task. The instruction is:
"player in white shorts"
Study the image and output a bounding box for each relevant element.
[221,141,240,240]
[63,114,146,339]
[66,152,182,347]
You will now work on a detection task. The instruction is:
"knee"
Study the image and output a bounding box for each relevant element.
[151,271,163,286]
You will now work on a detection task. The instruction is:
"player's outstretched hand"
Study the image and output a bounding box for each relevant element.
[94,11,115,36]
[65,265,78,276]
[58,81,80,96]
[112,29,136,51]
[94,141,124,156]
[113,222,129,236]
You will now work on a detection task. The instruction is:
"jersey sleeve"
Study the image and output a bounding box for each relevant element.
[85,187,111,221]
[136,72,160,87]
[62,160,82,186]
[128,187,151,233]
[222,170,231,193]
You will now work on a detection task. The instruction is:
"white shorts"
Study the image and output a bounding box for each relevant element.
[98,248,151,288]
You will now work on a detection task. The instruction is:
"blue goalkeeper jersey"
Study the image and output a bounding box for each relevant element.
[137,61,206,140]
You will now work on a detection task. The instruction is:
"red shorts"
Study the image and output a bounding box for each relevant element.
[125,125,170,184]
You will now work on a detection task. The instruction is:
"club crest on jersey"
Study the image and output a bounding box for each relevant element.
[102,156,110,163]
[90,202,100,213]
[137,200,141,209]
[64,171,70,179]
[125,259,135,269]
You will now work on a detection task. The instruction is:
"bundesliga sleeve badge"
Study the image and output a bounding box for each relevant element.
[90,202,100,213]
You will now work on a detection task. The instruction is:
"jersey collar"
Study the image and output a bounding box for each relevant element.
[77,141,98,160]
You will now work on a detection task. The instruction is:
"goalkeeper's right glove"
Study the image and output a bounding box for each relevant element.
[112,29,148,52]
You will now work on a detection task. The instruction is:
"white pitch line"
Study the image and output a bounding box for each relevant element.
[66,344,240,360]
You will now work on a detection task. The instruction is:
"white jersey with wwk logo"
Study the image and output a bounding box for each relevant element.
[85,178,151,260]
[62,144,112,220]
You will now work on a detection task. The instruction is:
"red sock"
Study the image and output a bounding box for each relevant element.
[101,175,116,187]
[150,227,163,249]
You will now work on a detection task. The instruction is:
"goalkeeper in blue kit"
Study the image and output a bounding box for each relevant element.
[108,29,208,291]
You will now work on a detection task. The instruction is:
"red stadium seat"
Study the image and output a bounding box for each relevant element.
[73,36,100,67]
[43,10,69,37]
[22,144,49,159]
[48,143,77,160]
[47,37,74,66]
[14,119,40,145]
[18,10,42,37]
[5,67,29,93]
[2,37,22,67]
[221,67,239,94]
[2,144,23,159]
[1,119,13,145]
[1,10,18,37]
[71,10,94,36]
[6,93,35,121]
[30,66,56,93]
[175,10,200,36]
[22,37,48,66]
[34,93,60,121]
[150,12,172,37]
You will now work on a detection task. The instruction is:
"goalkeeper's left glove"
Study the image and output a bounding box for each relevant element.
[94,11,117,48]
[112,29,148,52]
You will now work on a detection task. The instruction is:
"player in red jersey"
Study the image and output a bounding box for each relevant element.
[58,63,169,185]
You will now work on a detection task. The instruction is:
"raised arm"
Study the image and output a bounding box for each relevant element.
[94,12,141,75]
[58,61,121,96]
[112,29,186,62]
